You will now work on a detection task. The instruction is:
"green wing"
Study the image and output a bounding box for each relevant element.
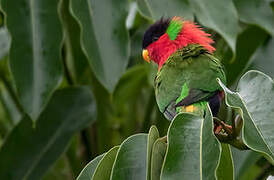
[155,45,226,115]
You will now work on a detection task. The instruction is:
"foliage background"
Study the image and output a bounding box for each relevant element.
[0,0,273,179]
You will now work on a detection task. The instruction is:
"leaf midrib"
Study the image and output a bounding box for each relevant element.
[23,118,68,179]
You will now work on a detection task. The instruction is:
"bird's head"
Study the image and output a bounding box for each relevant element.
[142,17,216,69]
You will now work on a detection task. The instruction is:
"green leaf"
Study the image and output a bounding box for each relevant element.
[239,164,262,180]
[110,134,148,180]
[77,154,105,180]
[0,58,22,126]
[151,138,167,180]
[250,38,274,77]
[0,87,96,180]
[0,27,10,60]
[66,135,85,178]
[216,144,234,180]
[189,0,239,52]
[218,70,274,163]
[0,80,21,125]
[161,107,221,180]
[223,25,268,84]
[136,0,193,21]
[92,146,119,180]
[113,64,148,105]
[0,0,63,120]
[146,126,160,180]
[70,0,130,92]
[43,154,73,180]
[60,0,91,84]
[232,148,261,180]
[136,0,153,20]
[60,0,87,83]
[233,0,274,36]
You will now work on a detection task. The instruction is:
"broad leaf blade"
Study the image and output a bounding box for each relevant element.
[232,148,261,180]
[60,0,91,84]
[110,134,148,180]
[224,26,268,84]
[250,38,274,77]
[113,65,148,105]
[147,126,160,180]
[234,0,274,36]
[136,0,153,20]
[137,0,193,21]
[218,70,274,163]
[92,146,119,180]
[43,154,73,180]
[77,154,105,180]
[70,0,130,92]
[1,0,63,120]
[151,138,167,180]
[0,87,96,180]
[161,107,221,180]
[216,144,234,180]
[189,0,239,52]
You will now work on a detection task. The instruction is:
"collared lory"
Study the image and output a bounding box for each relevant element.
[142,17,226,120]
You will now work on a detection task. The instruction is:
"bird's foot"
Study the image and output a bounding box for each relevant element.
[214,118,232,135]
[214,116,249,150]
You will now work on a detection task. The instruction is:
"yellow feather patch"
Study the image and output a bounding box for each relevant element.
[182,105,195,113]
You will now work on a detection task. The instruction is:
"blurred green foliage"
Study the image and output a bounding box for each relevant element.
[0,0,273,179]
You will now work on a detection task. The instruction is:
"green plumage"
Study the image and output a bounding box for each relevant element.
[166,18,183,40]
[154,44,226,120]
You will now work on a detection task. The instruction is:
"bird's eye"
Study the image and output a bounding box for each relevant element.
[152,36,159,42]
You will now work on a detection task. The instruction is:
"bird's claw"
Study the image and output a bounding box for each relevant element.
[213,116,248,150]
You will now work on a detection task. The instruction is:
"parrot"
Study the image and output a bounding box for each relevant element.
[142,17,226,121]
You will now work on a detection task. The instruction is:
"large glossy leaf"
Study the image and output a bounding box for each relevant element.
[151,138,167,180]
[113,64,148,105]
[218,70,274,163]
[250,38,274,77]
[0,0,63,120]
[0,87,96,180]
[136,0,193,21]
[0,27,10,59]
[77,154,105,180]
[110,134,148,180]
[146,126,160,180]
[60,0,91,84]
[216,144,234,180]
[70,0,130,92]
[92,146,119,180]
[110,65,147,145]
[224,25,268,84]
[43,154,73,180]
[161,107,221,180]
[189,0,239,52]
[239,165,262,180]
[232,148,261,180]
[233,0,274,36]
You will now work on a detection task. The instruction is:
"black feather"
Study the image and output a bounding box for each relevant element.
[208,92,222,117]
[175,90,222,117]
[142,18,170,49]
[175,89,214,107]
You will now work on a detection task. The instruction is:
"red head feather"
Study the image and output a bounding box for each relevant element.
[146,18,215,69]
